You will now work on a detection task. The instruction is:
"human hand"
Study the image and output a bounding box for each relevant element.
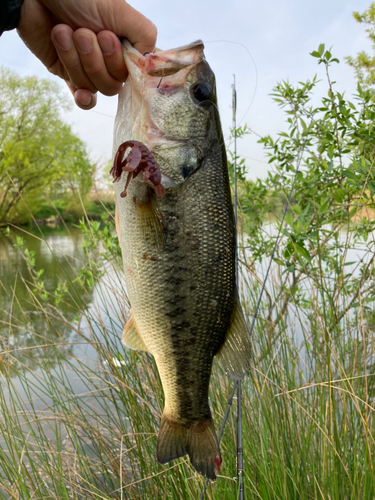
[17,0,157,109]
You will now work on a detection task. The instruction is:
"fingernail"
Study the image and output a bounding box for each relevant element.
[98,34,114,56]
[75,34,93,54]
[80,95,92,106]
[54,29,73,51]
[74,89,93,107]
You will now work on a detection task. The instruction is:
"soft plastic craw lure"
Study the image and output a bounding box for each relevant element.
[110,140,165,198]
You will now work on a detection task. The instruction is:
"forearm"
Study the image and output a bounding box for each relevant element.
[0,0,24,35]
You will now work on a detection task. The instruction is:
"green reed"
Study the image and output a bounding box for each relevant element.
[0,202,374,499]
[1,44,375,499]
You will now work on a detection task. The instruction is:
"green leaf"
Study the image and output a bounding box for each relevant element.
[349,206,358,217]
[295,243,311,261]
[333,190,345,204]
[285,211,294,227]
[344,170,358,181]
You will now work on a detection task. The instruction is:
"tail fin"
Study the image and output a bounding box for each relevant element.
[157,414,221,481]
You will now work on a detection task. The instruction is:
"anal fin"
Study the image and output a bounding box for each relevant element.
[215,298,251,380]
[122,313,149,352]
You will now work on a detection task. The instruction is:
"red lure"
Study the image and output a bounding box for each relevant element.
[110,140,165,198]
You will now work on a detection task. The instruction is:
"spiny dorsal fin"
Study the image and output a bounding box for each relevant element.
[215,298,251,380]
[122,314,149,352]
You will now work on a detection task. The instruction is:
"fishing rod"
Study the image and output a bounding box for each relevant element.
[200,74,244,500]
[200,82,316,499]
[232,75,244,500]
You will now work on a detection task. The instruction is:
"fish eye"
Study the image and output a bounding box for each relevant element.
[191,83,211,103]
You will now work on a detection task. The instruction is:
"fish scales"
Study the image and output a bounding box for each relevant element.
[112,40,251,480]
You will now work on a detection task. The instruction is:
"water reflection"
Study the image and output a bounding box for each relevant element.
[0,225,91,377]
[0,225,147,497]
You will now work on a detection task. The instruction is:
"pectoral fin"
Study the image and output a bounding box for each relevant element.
[215,299,251,380]
[134,190,166,249]
[122,314,149,352]
[115,205,121,242]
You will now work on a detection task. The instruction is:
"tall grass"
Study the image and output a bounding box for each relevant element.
[0,201,374,499]
[1,40,375,498]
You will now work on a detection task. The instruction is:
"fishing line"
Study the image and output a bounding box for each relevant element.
[88,110,116,119]
[203,39,258,127]
[91,39,302,494]
[199,113,316,499]
[90,40,259,136]
[242,156,269,165]
[202,39,264,179]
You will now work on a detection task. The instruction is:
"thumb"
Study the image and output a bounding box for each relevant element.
[98,1,157,55]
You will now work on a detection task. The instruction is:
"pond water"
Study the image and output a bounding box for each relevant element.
[0,223,372,408]
[0,223,371,381]
[0,224,87,349]
[0,225,132,494]
[0,222,374,496]
[0,224,125,403]
[0,224,85,314]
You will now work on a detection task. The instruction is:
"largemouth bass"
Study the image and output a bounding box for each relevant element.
[111,39,251,480]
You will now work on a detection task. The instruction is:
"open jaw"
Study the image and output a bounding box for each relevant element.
[110,140,166,198]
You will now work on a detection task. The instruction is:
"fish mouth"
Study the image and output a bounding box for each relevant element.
[123,39,206,89]
[144,40,205,77]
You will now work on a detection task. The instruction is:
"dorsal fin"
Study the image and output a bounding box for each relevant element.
[215,298,251,380]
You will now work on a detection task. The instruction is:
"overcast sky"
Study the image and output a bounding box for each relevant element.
[0,0,372,180]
